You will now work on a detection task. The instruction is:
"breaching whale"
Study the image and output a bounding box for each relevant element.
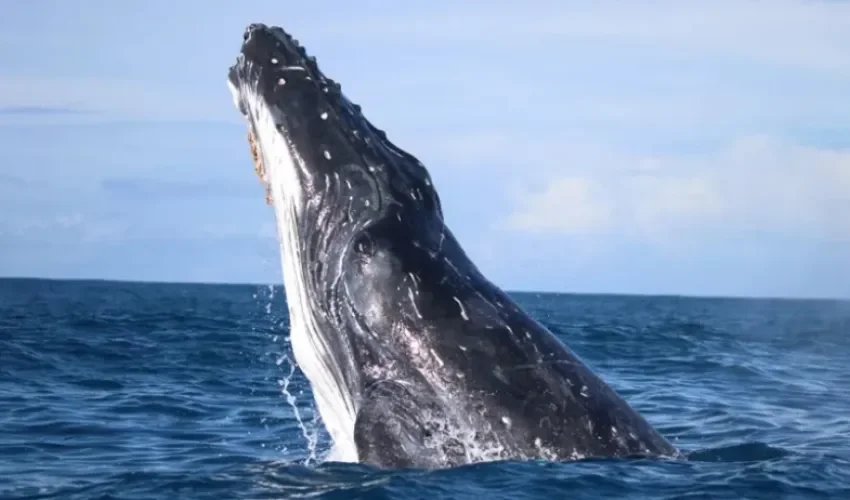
[227,23,679,469]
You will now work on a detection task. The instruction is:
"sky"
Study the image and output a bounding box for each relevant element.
[1,0,849,299]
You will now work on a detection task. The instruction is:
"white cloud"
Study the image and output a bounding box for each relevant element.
[504,178,612,234]
[503,136,850,242]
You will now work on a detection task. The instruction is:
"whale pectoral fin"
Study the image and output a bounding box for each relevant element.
[353,381,443,469]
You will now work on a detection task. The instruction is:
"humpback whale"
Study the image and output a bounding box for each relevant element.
[227,23,679,469]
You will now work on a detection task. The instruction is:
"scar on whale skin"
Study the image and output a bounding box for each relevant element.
[247,130,273,205]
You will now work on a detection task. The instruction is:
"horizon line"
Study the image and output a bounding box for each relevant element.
[1,275,847,304]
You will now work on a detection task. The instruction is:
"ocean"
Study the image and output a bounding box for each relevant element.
[1,277,848,499]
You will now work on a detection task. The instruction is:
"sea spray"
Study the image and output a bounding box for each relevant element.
[254,283,325,464]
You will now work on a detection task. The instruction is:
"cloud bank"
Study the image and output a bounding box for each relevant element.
[505,137,850,244]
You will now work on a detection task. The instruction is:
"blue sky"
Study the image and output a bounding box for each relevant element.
[1,0,849,299]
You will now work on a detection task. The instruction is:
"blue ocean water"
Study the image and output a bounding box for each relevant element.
[1,278,849,499]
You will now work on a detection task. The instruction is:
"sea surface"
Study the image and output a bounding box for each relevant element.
[1,278,849,499]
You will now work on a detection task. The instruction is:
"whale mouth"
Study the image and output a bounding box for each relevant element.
[227,23,375,204]
[227,23,318,205]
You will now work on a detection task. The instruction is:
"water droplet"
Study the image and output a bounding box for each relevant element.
[323,150,332,160]
[320,111,328,120]
[277,77,286,86]
[271,57,279,64]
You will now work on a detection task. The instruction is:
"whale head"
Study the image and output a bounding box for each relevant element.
[227,23,442,225]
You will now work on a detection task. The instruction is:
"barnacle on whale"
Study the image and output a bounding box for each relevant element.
[247,129,272,205]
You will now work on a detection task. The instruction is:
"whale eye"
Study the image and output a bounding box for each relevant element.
[351,233,374,257]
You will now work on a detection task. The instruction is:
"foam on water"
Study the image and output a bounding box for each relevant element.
[277,354,321,465]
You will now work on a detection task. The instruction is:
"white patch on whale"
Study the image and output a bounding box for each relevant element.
[231,82,359,463]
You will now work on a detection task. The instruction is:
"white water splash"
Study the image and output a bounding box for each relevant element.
[254,284,325,465]
[277,351,321,465]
